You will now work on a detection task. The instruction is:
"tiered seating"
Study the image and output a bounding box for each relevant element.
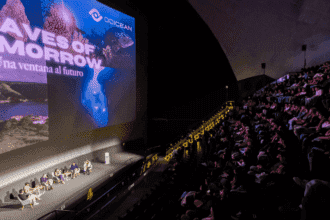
[117,62,330,220]
[116,172,186,220]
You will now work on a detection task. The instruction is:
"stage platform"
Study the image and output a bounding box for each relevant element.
[0,152,144,220]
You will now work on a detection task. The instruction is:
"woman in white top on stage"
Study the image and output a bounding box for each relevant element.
[83,160,93,175]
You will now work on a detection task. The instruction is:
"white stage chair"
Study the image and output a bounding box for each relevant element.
[17,196,33,210]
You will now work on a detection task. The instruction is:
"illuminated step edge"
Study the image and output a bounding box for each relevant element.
[0,138,120,189]
[164,106,231,162]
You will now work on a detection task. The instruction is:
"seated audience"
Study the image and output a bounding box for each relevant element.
[322,87,330,109]
[293,108,314,134]
[301,179,330,220]
[133,63,330,220]
[305,86,323,107]
[294,109,320,141]
[301,113,330,153]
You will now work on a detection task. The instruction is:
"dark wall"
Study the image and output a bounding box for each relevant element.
[130,0,239,147]
[236,75,275,103]
[142,0,238,117]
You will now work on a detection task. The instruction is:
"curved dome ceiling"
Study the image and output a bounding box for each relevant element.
[188,0,330,81]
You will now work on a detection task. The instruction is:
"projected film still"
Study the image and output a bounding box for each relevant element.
[0,0,49,154]
[46,0,136,135]
[0,0,136,151]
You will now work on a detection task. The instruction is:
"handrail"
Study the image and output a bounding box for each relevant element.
[73,157,158,219]
[37,210,56,220]
[84,159,160,220]
[38,156,146,220]
[85,196,117,220]
[145,145,162,156]
[165,103,226,152]
[75,182,121,216]
[37,209,76,220]
[164,101,233,162]
[55,210,76,213]
[74,157,137,216]
[39,103,232,220]
[62,104,232,219]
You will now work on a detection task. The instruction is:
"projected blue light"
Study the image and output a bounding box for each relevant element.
[82,67,113,127]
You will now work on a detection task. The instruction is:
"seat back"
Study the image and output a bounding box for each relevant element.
[51,172,58,181]
[17,196,22,203]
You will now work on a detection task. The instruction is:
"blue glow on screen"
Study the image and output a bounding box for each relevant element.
[0,0,136,139]
[82,67,114,127]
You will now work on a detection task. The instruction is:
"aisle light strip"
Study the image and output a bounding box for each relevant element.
[165,104,233,161]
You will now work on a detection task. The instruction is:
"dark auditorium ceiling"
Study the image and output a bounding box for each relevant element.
[188,0,330,81]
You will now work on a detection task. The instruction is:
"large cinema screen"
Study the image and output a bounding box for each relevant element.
[0,0,136,153]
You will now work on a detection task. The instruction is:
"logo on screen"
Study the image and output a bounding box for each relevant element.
[89,9,103,22]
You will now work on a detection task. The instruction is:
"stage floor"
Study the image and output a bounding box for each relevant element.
[0,152,143,220]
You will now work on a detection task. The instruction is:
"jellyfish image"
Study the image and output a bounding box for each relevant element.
[82,66,112,127]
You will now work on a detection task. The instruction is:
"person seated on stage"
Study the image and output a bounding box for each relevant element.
[33,181,45,194]
[63,168,72,179]
[70,162,80,179]
[18,189,40,206]
[24,183,36,195]
[24,183,42,199]
[41,174,54,190]
[83,160,93,175]
[63,167,70,173]
[54,169,65,184]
